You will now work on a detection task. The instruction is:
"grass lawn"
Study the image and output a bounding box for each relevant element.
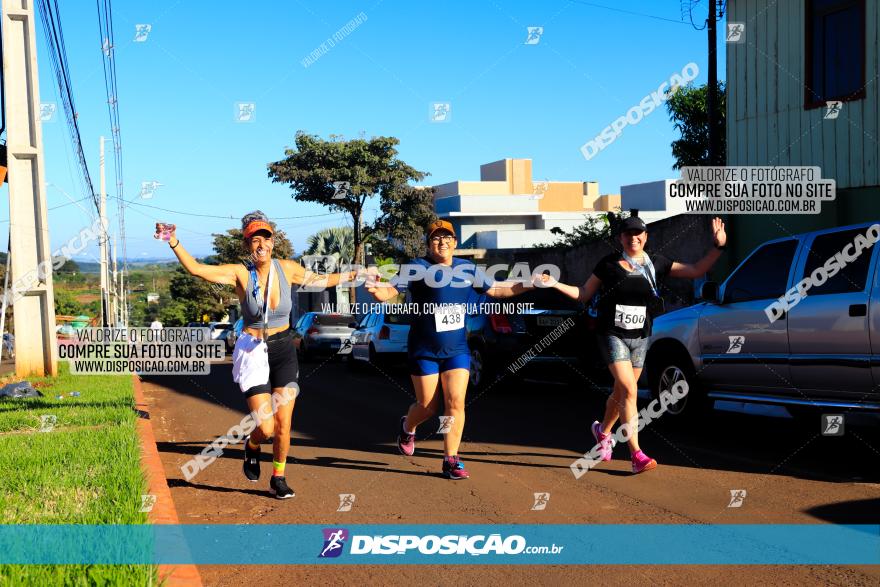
[0,362,157,586]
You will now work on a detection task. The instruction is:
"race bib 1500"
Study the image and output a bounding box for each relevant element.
[434,304,466,333]
[614,304,646,330]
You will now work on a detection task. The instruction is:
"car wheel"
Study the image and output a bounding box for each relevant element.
[649,354,704,420]
[368,343,379,365]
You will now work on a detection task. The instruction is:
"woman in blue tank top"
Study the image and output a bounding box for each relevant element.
[365,220,532,480]
[161,211,356,499]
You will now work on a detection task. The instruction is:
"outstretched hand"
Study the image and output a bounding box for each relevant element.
[364,266,386,294]
[155,222,176,242]
[712,217,727,248]
[532,272,558,288]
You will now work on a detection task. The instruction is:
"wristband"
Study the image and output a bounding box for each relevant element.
[714,243,726,251]
[170,239,180,249]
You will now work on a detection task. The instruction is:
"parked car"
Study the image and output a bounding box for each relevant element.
[350,306,411,366]
[646,221,880,420]
[215,325,233,350]
[466,288,604,390]
[292,312,356,360]
[224,318,244,352]
[208,322,231,340]
[2,333,14,359]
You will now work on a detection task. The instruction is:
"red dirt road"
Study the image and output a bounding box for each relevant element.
[139,356,880,586]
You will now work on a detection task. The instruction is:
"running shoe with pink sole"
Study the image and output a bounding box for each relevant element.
[442,456,469,480]
[631,450,657,474]
[591,421,615,462]
[397,416,415,456]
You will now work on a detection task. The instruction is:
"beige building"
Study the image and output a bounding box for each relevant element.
[432,159,622,249]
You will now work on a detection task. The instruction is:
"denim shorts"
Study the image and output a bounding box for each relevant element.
[597,333,648,369]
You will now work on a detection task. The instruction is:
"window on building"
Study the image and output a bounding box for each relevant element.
[805,0,866,107]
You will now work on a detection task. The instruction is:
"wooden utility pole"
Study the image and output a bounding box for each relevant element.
[1,0,58,376]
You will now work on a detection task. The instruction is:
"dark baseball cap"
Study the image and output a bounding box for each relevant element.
[618,216,647,234]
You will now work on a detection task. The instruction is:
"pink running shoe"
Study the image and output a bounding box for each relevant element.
[631,450,657,474]
[591,421,615,462]
[442,456,470,480]
[397,416,415,456]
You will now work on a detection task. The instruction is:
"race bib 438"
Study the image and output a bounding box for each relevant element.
[434,304,466,332]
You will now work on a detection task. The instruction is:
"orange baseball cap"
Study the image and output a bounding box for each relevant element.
[243,220,274,238]
[426,219,456,238]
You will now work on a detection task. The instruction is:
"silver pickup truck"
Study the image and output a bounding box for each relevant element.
[646,221,880,419]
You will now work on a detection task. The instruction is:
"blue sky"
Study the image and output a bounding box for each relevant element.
[4,0,726,261]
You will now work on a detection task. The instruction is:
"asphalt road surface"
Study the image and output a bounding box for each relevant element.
[140,353,880,586]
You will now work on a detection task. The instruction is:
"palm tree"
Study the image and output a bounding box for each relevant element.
[303,227,354,261]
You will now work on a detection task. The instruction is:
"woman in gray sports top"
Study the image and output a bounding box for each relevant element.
[160,211,356,499]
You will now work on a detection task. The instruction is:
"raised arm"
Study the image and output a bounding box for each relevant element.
[279,259,358,289]
[162,225,238,285]
[668,217,726,279]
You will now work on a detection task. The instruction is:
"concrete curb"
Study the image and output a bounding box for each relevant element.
[132,375,203,587]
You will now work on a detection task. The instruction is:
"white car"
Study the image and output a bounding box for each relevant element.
[208,322,231,340]
[350,307,410,365]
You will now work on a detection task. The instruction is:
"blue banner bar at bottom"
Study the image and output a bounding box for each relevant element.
[0,524,877,565]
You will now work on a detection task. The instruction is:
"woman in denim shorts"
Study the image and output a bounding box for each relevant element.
[543,215,728,473]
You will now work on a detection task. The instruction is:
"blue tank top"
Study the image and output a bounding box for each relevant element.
[396,257,493,359]
[242,259,292,329]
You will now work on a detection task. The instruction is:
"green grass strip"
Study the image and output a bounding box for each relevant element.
[0,363,158,585]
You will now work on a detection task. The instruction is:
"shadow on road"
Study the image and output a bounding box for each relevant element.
[805,498,880,525]
[142,357,880,485]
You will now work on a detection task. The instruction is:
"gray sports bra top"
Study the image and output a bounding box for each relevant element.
[242,259,292,329]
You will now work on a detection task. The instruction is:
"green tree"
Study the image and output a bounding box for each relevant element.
[168,267,227,322]
[665,82,726,169]
[370,185,437,260]
[158,299,189,327]
[268,132,427,263]
[53,289,83,316]
[536,210,627,250]
[55,258,80,273]
[304,226,354,259]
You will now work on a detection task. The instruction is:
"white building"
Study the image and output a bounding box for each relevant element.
[620,179,688,217]
[432,159,621,250]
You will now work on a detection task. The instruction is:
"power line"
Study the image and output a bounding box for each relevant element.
[569,0,690,25]
[0,196,94,224]
[97,0,129,324]
[35,0,100,215]
[111,196,348,221]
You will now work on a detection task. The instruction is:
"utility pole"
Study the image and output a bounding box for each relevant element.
[99,137,110,327]
[707,0,720,166]
[1,0,59,376]
[111,230,119,325]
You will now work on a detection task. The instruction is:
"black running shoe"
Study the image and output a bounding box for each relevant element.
[242,435,261,482]
[269,475,295,499]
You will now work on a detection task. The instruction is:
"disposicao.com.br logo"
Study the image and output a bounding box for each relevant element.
[319,528,349,558]
[318,528,563,557]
